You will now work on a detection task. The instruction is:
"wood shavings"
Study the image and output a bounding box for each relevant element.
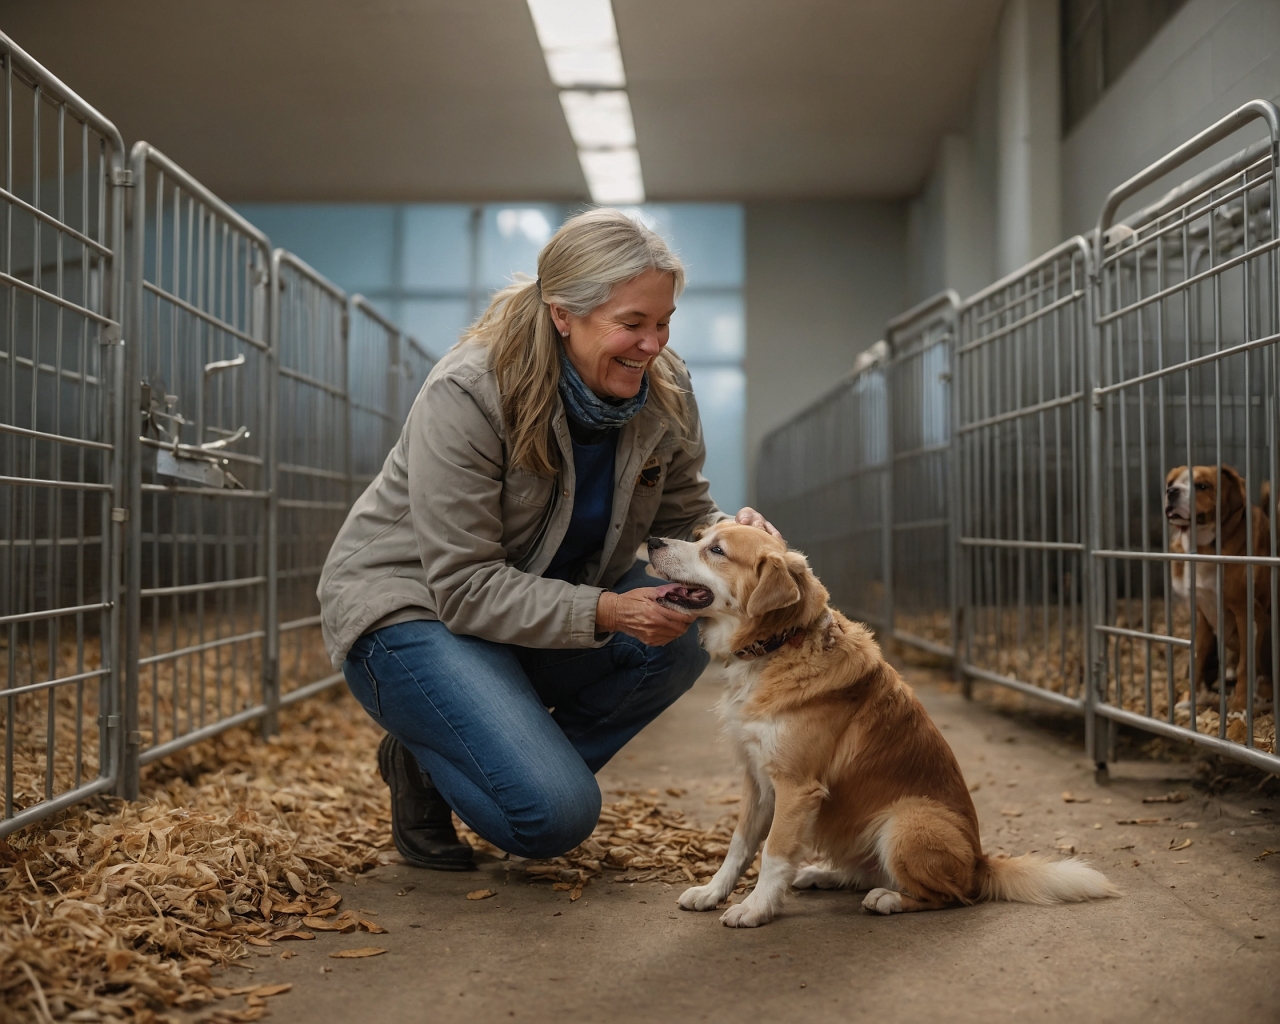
[327,947,386,958]
[466,889,497,900]
[1143,791,1188,804]
[1168,838,1193,851]
[459,792,746,898]
[0,687,394,1021]
[1061,791,1090,803]
[1116,817,1171,825]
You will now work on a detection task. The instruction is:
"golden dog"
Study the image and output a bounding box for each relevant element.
[647,524,1117,928]
[1165,465,1273,711]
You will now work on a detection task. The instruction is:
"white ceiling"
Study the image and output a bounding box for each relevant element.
[0,0,1005,202]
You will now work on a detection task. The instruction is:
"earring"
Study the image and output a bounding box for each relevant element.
[560,331,568,338]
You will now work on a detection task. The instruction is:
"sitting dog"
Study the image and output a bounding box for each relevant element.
[647,524,1117,928]
[1165,465,1273,711]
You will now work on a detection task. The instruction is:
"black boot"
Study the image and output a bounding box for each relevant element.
[377,734,476,871]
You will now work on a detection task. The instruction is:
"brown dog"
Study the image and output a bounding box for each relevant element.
[1165,465,1273,711]
[647,524,1117,928]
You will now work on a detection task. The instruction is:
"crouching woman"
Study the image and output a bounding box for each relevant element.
[318,209,776,869]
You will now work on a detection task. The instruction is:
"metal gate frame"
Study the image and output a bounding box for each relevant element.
[885,290,960,658]
[0,31,433,836]
[1089,100,1280,773]
[0,31,127,833]
[122,141,276,794]
[954,237,1094,717]
[756,98,1280,778]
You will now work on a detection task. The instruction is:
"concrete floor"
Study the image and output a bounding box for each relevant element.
[223,662,1280,1024]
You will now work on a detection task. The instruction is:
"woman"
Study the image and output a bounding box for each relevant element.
[319,209,777,870]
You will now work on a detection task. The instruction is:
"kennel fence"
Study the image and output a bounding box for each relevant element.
[759,98,1280,775]
[0,31,434,833]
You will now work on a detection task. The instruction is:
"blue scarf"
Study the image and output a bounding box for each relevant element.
[557,351,649,429]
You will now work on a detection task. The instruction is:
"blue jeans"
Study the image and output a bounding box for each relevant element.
[342,560,708,859]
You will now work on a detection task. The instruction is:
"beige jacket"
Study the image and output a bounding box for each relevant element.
[318,342,727,667]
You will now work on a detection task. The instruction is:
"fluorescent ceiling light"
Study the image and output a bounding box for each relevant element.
[526,0,625,87]
[578,148,645,206]
[559,90,635,149]
[527,0,645,204]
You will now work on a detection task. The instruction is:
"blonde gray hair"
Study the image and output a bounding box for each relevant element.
[464,208,690,476]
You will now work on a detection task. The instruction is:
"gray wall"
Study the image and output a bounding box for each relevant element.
[1061,0,1280,236]
[744,201,907,502]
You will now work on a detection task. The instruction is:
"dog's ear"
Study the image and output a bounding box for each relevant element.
[1220,464,1247,514]
[747,553,801,617]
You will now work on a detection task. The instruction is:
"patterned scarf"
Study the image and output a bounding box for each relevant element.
[557,350,649,430]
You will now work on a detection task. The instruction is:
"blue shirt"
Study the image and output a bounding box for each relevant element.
[545,426,619,583]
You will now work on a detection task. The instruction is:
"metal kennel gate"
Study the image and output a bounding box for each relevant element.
[122,142,276,790]
[1091,101,1280,772]
[755,354,890,631]
[886,292,959,657]
[758,97,1280,775]
[0,33,127,832]
[0,30,435,833]
[955,239,1092,713]
[272,251,352,713]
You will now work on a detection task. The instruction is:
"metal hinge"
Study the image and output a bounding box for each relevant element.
[111,168,134,187]
[101,324,122,345]
[1092,388,1104,410]
[111,507,129,522]
[106,714,121,729]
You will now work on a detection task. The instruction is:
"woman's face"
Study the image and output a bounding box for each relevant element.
[551,268,676,400]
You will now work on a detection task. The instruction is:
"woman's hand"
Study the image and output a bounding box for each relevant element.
[596,589,696,646]
[735,506,783,540]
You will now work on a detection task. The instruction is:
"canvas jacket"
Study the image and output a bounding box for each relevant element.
[318,341,728,667]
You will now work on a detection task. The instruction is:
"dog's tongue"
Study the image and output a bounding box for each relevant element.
[654,583,714,609]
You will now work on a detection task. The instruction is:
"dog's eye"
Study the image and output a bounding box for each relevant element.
[1195,482,1208,491]
[709,545,725,556]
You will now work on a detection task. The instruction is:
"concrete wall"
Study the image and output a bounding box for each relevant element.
[1061,0,1280,236]
[744,201,907,501]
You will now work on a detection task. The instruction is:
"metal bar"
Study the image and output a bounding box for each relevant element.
[0,420,114,450]
[957,537,1084,552]
[959,662,1086,711]
[0,474,113,491]
[956,391,1084,434]
[140,575,266,598]
[1093,327,1280,396]
[137,702,271,765]
[1094,703,1280,772]
[0,601,112,626]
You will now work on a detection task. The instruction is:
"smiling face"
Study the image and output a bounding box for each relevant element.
[550,268,676,400]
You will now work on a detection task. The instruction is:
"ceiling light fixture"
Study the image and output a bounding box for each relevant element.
[526,0,645,205]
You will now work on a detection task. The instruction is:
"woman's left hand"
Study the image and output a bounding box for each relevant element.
[735,507,783,540]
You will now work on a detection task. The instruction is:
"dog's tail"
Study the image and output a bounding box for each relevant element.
[977,853,1119,904]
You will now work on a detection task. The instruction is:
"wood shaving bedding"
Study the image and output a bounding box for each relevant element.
[0,690,392,1022]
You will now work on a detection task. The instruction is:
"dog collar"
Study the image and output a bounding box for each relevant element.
[733,627,805,660]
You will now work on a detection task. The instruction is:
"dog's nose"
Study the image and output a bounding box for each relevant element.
[646,537,667,552]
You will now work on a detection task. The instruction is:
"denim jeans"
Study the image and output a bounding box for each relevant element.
[342,560,708,859]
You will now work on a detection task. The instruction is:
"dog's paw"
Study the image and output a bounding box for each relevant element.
[678,883,730,912]
[861,888,904,915]
[792,865,847,890]
[720,898,775,928]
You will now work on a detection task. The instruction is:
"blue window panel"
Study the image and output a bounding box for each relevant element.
[403,205,473,291]
[637,204,743,289]
[480,204,564,290]
[235,204,396,294]
[669,292,743,366]
[688,365,745,515]
[400,298,472,359]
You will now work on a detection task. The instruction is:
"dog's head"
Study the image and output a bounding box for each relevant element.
[1165,464,1246,538]
[646,523,829,658]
